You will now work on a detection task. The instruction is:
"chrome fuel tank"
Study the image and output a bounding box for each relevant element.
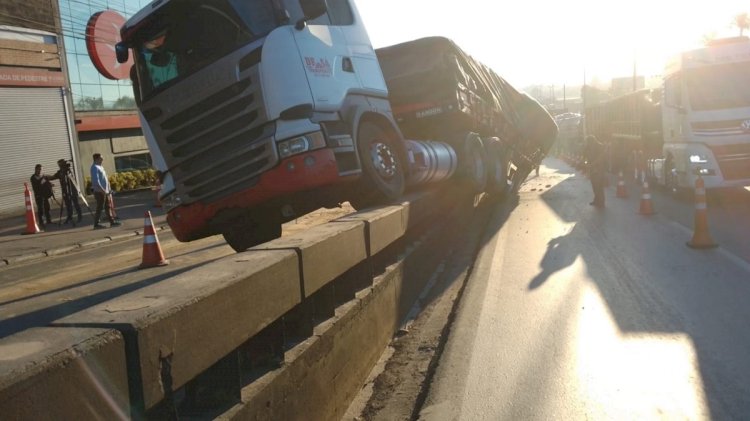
[406,140,458,186]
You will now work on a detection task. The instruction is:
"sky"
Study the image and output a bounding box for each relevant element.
[355,0,749,89]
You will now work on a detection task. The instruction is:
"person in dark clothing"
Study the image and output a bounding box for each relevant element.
[30,164,53,227]
[585,135,606,208]
[49,159,82,226]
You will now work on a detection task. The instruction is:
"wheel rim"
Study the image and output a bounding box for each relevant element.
[370,141,398,180]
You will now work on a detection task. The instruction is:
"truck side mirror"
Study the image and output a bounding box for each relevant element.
[296,0,327,30]
[115,42,129,63]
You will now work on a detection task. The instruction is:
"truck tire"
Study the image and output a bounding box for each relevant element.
[350,121,406,210]
[484,137,508,197]
[461,133,487,194]
[222,217,282,252]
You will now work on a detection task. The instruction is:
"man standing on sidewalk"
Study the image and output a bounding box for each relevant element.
[90,153,121,229]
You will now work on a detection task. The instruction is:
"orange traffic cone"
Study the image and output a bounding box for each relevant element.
[687,176,717,249]
[139,211,168,268]
[22,183,42,234]
[638,179,655,215]
[616,171,628,198]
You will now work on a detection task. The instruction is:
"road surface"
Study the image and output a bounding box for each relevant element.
[418,159,750,420]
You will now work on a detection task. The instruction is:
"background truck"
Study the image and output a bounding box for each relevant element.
[113,0,557,251]
[584,36,750,191]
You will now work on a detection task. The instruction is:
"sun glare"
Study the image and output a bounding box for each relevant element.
[357,0,750,86]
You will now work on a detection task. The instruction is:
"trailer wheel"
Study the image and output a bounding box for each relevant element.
[484,138,508,197]
[350,121,406,210]
[222,217,282,252]
[461,133,487,194]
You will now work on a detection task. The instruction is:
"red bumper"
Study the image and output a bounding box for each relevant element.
[167,149,347,241]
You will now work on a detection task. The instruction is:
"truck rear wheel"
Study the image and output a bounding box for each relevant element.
[461,133,487,194]
[484,138,508,197]
[350,121,406,210]
[222,217,282,252]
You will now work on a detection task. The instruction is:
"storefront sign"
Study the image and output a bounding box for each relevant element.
[0,68,65,87]
[86,10,132,80]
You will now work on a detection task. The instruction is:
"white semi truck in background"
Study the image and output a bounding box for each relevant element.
[111,0,557,251]
[585,37,750,191]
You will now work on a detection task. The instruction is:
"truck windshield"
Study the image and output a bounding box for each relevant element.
[129,0,278,100]
[686,62,750,111]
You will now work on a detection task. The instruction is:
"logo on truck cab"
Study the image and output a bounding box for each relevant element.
[304,57,332,77]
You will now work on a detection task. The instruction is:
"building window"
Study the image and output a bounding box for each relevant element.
[60,0,150,111]
[115,153,152,172]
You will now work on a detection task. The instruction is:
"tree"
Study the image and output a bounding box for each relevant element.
[113,96,136,110]
[734,12,750,36]
[75,96,104,110]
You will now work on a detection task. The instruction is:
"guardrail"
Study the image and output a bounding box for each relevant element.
[0,184,479,420]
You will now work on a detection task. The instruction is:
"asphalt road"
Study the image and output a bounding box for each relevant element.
[418,159,750,420]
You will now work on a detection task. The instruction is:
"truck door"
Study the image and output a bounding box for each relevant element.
[291,4,360,112]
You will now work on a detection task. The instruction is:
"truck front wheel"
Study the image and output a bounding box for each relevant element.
[350,121,406,210]
[222,217,282,252]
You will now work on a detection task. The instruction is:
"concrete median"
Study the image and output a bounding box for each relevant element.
[52,249,300,412]
[252,220,367,298]
[0,327,129,419]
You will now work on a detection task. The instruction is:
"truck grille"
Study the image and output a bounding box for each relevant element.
[144,65,276,202]
[708,143,750,180]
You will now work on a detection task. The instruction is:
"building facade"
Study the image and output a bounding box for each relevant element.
[0,0,151,215]
[60,0,151,179]
[0,0,78,215]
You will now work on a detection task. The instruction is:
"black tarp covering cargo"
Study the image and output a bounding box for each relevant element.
[376,36,558,168]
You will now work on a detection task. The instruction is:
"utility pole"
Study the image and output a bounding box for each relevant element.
[633,49,637,92]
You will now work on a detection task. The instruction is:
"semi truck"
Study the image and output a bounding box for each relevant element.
[585,36,750,191]
[111,0,557,251]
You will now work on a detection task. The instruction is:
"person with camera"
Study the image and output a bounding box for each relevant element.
[30,164,53,228]
[90,153,121,229]
[49,159,82,226]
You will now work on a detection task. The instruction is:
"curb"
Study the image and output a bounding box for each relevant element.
[1,224,170,267]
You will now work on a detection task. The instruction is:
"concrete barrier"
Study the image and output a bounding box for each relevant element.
[0,327,129,419]
[252,220,366,298]
[18,190,460,418]
[334,205,407,257]
[220,222,453,420]
[53,249,300,412]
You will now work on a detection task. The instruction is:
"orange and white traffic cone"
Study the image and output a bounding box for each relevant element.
[687,176,717,249]
[638,179,655,215]
[616,171,628,198]
[22,183,42,234]
[139,211,168,268]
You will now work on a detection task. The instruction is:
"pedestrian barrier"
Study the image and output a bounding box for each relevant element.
[616,171,628,198]
[139,211,169,268]
[638,179,655,215]
[687,176,717,249]
[22,183,42,235]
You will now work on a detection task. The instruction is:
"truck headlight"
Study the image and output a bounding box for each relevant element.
[278,131,326,159]
[689,154,708,164]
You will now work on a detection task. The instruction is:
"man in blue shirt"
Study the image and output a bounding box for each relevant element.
[90,153,121,229]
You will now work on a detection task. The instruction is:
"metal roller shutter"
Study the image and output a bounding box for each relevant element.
[0,87,74,216]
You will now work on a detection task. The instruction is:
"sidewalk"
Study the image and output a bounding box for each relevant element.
[0,189,169,266]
